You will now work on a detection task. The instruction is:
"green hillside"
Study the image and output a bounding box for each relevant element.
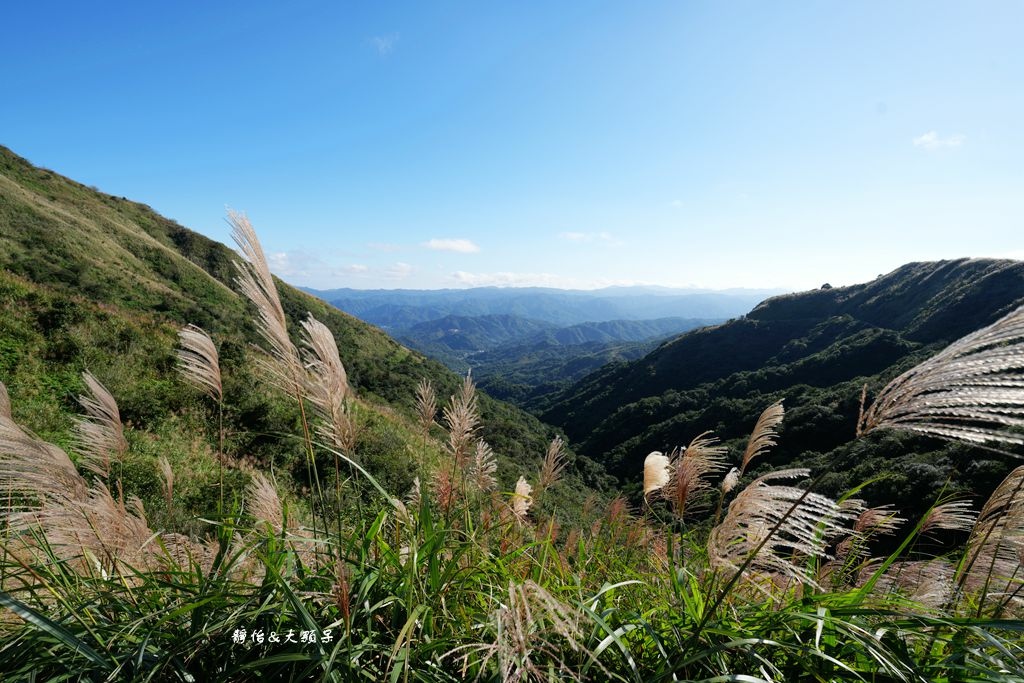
[0,145,603,516]
[542,260,1024,515]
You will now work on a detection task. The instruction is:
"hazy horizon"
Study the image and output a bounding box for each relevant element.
[3,2,1021,291]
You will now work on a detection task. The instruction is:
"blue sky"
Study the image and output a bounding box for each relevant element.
[2,2,1021,291]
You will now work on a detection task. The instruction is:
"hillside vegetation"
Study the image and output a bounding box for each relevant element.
[543,259,1024,515]
[2,147,1024,680]
[0,145,603,518]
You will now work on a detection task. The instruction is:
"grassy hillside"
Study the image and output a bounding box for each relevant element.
[3,146,1024,681]
[542,259,1024,515]
[0,145,605,518]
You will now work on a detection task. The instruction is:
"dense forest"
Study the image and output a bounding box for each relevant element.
[536,259,1024,518]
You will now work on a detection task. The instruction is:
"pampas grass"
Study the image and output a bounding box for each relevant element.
[176,324,222,401]
[247,471,285,534]
[665,432,726,516]
[229,210,303,394]
[415,377,437,438]
[73,371,128,479]
[300,313,355,452]
[707,468,858,592]
[537,435,567,494]
[858,301,1024,451]
[740,399,784,475]
[512,476,533,524]
[468,440,498,493]
[642,451,670,498]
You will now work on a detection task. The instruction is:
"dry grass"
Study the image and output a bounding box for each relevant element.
[858,301,1024,450]
[229,210,303,394]
[176,323,222,401]
[642,451,670,498]
[740,399,784,475]
[708,468,858,592]
[73,371,128,479]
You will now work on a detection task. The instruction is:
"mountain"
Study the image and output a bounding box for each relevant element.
[393,313,719,406]
[524,317,718,346]
[398,314,556,357]
[541,259,1024,515]
[466,317,720,408]
[0,145,606,510]
[304,285,779,330]
[474,338,662,408]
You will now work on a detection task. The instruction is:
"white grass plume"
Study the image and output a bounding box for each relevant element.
[0,416,88,510]
[537,435,566,494]
[300,314,355,450]
[73,371,128,479]
[741,400,784,475]
[468,440,498,493]
[228,210,303,394]
[957,465,1024,607]
[665,432,727,516]
[707,468,857,592]
[858,302,1024,451]
[643,451,670,497]
[176,324,222,401]
[415,377,437,436]
[447,579,587,683]
[0,381,10,420]
[512,476,533,524]
[247,471,285,534]
[443,372,479,469]
[158,455,174,508]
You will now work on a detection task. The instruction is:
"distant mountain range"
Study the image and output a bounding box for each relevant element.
[389,314,720,406]
[539,258,1024,516]
[301,286,782,330]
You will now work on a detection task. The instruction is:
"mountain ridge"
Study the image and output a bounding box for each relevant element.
[540,258,1024,513]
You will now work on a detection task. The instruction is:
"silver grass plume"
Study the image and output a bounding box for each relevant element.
[447,579,588,683]
[228,210,303,394]
[468,440,498,493]
[158,455,174,508]
[872,559,957,610]
[41,482,156,573]
[512,476,533,524]
[537,435,567,494]
[921,499,977,535]
[176,324,222,401]
[665,432,727,516]
[300,314,355,450]
[73,372,128,479]
[415,377,437,436]
[443,372,479,469]
[957,465,1024,606]
[0,396,205,576]
[0,416,88,510]
[858,302,1024,450]
[740,400,784,475]
[643,451,670,497]
[0,381,10,419]
[247,471,286,534]
[707,468,858,592]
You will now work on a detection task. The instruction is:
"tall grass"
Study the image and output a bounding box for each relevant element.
[1,217,1023,681]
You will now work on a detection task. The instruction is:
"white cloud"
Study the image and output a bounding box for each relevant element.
[913,131,966,151]
[385,262,414,279]
[423,238,481,253]
[345,264,369,273]
[370,33,399,55]
[557,231,622,246]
